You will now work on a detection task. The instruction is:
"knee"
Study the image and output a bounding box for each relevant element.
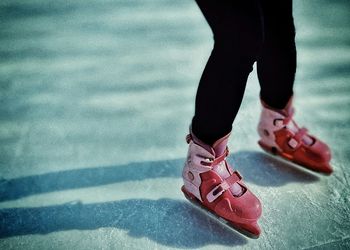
[264,18,296,48]
[212,28,263,63]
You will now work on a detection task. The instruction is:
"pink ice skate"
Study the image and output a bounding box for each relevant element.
[181,128,262,238]
[257,97,333,174]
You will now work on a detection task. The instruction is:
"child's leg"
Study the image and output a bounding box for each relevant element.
[256,0,333,174]
[257,0,296,109]
[191,0,263,145]
[182,2,264,237]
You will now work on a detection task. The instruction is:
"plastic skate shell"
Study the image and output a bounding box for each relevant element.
[257,97,333,175]
[181,186,260,239]
[181,130,262,238]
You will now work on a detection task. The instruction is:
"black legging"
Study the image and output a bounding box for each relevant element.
[191,0,296,145]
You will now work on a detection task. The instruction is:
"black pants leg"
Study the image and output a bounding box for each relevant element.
[258,0,296,109]
[191,0,263,145]
[192,0,296,145]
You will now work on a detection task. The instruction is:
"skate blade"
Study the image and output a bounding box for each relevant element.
[258,141,331,176]
[181,186,260,239]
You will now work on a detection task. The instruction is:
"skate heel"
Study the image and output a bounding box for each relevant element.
[182,186,261,239]
[181,185,198,202]
[258,140,278,155]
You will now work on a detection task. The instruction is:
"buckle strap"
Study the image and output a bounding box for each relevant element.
[206,171,242,203]
[211,147,229,166]
[186,133,230,167]
[294,127,308,141]
[288,127,308,149]
[200,147,229,167]
[273,108,295,127]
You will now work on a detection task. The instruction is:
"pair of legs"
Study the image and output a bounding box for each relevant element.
[191,0,296,145]
[182,1,333,237]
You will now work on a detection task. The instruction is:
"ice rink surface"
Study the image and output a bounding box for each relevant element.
[0,0,349,249]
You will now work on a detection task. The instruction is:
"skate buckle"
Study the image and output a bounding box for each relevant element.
[273,119,284,127]
[287,127,308,150]
[207,185,226,202]
[287,138,299,149]
[206,171,242,203]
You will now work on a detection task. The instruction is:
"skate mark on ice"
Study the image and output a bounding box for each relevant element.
[301,235,350,250]
[0,198,247,248]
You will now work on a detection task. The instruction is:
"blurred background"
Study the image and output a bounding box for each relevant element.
[0,0,349,249]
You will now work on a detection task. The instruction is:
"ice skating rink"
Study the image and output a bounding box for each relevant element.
[0,0,349,249]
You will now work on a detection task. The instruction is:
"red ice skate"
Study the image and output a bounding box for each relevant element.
[181,128,262,238]
[257,96,333,174]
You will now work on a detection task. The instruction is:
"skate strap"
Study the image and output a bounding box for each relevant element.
[186,133,230,167]
[288,127,308,149]
[206,171,242,203]
[274,108,295,127]
[200,148,229,167]
[186,134,192,144]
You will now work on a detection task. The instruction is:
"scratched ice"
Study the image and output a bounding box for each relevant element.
[0,0,349,249]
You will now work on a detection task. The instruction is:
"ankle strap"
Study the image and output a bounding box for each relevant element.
[186,134,192,144]
[200,147,229,167]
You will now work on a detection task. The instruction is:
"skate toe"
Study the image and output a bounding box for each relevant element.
[300,139,333,174]
[308,138,332,162]
[240,221,261,238]
[238,190,262,220]
[215,189,262,221]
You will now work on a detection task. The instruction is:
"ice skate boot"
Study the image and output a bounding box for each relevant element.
[257,97,333,174]
[181,128,262,238]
